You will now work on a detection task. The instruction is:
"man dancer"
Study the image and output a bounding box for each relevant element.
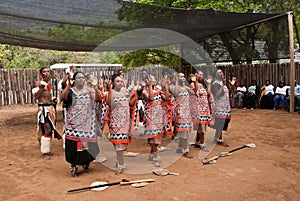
[32,67,61,159]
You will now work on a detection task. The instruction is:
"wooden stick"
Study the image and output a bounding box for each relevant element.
[120,179,155,185]
[202,143,255,165]
[67,179,155,193]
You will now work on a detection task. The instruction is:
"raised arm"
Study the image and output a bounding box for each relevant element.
[169,75,179,97]
[33,80,43,99]
[191,75,198,94]
[61,74,71,89]
[205,75,212,96]
[161,78,170,101]
[105,80,113,108]
[60,84,71,101]
[142,83,154,101]
[88,77,102,102]
[92,85,102,102]
[129,90,138,107]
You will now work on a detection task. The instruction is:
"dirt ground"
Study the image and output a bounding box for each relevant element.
[0,104,300,201]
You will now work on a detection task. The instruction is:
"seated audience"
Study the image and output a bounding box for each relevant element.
[273,80,289,110]
[286,80,300,111]
[243,80,260,110]
[232,83,246,108]
[259,80,274,109]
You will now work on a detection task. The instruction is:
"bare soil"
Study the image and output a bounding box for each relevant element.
[0,104,299,201]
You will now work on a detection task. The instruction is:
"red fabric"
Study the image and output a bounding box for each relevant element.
[47,83,51,91]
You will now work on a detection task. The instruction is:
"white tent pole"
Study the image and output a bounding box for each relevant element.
[288,11,295,113]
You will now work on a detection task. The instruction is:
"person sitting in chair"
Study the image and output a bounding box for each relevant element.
[232,83,246,108]
[259,80,274,109]
[286,80,300,112]
[273,80,289,110]
[243,80,260,110]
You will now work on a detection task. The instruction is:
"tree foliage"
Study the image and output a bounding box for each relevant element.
[129,0,299,64]
[118,49,179,67]
[0,44,87,69]
[48,25,123,44]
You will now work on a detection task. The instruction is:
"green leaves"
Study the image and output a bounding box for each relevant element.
[49,25,123,44]
[118,49,179,67]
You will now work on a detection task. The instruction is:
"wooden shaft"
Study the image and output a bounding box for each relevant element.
[288,12,295,113]
[120,179,155,185]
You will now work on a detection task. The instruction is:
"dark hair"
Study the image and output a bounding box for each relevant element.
[39,67,48,74]
[111,73,121,83]
[72,71,84,80]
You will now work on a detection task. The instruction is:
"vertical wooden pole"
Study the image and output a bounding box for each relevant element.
[24,69,28,104]
[288,12,295,113]
[17,69,24,104]
[0,69,3,106]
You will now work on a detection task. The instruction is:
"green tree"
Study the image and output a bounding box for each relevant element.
[0,44,77,69]
[118,49,179,67]
[126,0,299,63]
[172,0,300,63]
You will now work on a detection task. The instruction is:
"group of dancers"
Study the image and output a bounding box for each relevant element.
[32,67,231,176]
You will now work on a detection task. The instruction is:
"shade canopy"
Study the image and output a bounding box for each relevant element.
[0,0,290,61]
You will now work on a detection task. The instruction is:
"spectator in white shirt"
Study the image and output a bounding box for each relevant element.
[232,83,246,108]
[243,80,260,110]
[286,80,300,111]
[264,84,274,95]
[273,80,288,110]
[259,80,275,109]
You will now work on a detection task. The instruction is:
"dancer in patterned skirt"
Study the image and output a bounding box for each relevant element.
[142,75,170,167]
[60,72,102,177]
[191,71,212,150]
[211,69,231,147]
[170,73,194,158]
[106,73,137,174]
